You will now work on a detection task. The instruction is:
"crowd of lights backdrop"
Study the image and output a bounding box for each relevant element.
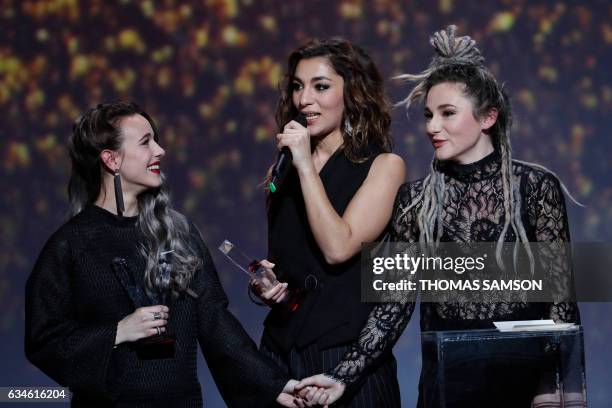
[1,0,610,406]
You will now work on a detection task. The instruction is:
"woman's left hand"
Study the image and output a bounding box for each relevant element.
[295,374,345,406]
[276,120,314,175]
[276,380,310,408]
[249,260,289,307]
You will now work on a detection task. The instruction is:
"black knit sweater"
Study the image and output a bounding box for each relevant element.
[25,205,287,407]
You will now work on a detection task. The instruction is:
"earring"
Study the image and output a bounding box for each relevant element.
[114,169,125,216]
[344,118,353,136]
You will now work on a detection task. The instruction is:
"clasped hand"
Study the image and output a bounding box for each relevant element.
[253,258,345,406]
[254,263,346,406]
[277,375,346,407]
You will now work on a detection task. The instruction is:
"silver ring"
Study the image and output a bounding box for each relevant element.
[153,312,162,320]
[156,326,161,336]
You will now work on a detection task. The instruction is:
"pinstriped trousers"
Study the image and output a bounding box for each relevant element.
[260,342,401,407]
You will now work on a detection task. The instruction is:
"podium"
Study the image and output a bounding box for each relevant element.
[420,327,586,408]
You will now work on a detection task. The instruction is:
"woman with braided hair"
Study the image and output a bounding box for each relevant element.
[295,26,581,407]
[24,101,307,407]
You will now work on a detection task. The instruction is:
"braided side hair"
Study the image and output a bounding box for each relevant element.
[69,102,201,296]
[397,26,580,273]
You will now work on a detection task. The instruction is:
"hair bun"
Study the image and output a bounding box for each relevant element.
[429,25,484,67]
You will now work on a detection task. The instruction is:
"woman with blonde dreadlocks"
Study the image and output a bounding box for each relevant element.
[295,26,581,407]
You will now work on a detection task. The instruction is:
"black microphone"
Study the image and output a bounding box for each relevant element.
[268,113,307,193]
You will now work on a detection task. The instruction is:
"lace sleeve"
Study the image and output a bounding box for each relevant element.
[531,173,580,324]
[327,183,419,386]
[327,302,415,386]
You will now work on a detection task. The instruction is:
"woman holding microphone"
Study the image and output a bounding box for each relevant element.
[296,26,581,408]
[252,38,405,407]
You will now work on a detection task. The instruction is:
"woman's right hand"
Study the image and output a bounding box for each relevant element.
[277,120,314,176]
[295,374,345,407]
[115,305,169,345]
[250,260,289,307]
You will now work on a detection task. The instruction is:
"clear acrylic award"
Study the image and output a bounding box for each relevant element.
[218,239,303,313]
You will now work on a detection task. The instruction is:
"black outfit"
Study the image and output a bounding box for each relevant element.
[263,147,401,407]
[328,150,580,407]
[25,205,287,407]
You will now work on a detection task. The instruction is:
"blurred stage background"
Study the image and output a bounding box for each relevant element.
[1,0,610,406]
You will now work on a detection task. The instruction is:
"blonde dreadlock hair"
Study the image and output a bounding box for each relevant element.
[396,26,580,273]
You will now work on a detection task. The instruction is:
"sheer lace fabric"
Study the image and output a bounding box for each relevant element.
[329,152,579,385]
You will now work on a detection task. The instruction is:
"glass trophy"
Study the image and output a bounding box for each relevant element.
[111,255,175,360]
[218,239,303,313]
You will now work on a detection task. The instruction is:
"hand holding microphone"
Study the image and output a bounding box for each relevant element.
[269,113,308,193]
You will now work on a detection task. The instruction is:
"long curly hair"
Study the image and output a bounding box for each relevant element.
[276,37,392,162]
[68,101,200,296]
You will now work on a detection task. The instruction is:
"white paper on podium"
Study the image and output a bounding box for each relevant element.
[493,320,576,332]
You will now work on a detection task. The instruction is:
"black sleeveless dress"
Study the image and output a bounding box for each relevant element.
[262,146,401,407]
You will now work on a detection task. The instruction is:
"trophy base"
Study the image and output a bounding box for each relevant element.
[134,334,176,360]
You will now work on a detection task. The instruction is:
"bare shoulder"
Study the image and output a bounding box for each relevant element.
[369,153,406,179]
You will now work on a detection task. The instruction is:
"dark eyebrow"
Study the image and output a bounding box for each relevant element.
[292,76,333,83]
[139,133,152,143]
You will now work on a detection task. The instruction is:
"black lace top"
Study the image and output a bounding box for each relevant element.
[328,150,580,386]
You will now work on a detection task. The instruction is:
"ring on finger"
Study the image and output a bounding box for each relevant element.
[156,326,161,335]
[153,311,162,320]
